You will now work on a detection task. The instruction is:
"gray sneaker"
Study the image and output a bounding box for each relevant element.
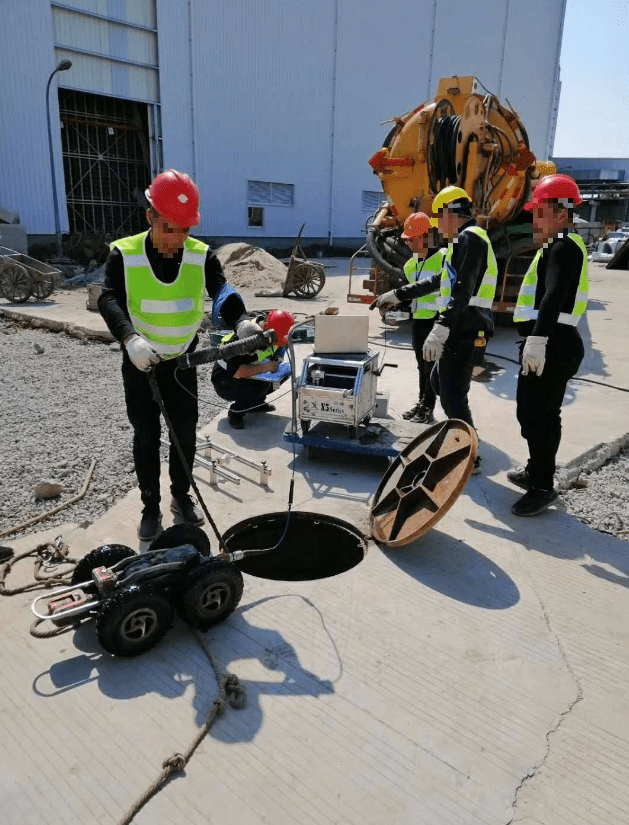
[137,509,162,541]
[170,494,205,526]
[507,466,531,490]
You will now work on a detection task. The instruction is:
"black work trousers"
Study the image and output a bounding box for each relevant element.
[122,353,198,512]
[211,368,271,415]
[431,338,476,428]
[411,317,437,411]
[516,342,584,490]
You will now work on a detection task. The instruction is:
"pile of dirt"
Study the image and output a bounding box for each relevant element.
[215,243,287,292]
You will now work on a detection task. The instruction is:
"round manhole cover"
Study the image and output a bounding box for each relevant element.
[223,511,366,581]
[370,419,477,546]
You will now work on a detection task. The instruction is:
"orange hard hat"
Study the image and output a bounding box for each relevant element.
[524,174,582,210]
[267,310,295,346]
[145,170,201,227]
[401,212,431,239]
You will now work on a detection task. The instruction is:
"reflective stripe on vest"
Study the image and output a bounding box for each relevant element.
[513,232,589,327]
[113,231,207,359]
[220,332,278,366]
[404,250,445,318]
[441,225,498,310]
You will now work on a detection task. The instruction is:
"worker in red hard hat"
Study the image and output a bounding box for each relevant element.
[99,169,257,541]
[211,310,294,429]
[508,174,589,516]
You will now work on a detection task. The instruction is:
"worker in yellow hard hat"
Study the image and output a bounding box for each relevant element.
[421,186,498,472]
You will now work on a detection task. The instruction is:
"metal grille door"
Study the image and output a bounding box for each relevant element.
[59,89,151,237]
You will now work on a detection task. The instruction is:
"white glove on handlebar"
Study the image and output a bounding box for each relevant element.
[125,335,161,372]
[422,323,450,362]
[373,290,402,311]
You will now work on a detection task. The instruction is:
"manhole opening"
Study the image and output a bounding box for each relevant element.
[223,511,366,581]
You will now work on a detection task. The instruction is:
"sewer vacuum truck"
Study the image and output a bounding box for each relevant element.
[354,76,557,315]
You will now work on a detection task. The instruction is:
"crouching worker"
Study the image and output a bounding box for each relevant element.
[211,310,294,429]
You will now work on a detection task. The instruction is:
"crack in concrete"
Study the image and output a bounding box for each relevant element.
[505,588,584,824]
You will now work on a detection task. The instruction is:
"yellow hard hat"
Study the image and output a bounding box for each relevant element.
[431,186,472,217]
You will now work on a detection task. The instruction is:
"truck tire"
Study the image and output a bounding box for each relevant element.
[71,544,136,586]
[149,524,211,557]
[96,585,173,656]
[177,558,244,630]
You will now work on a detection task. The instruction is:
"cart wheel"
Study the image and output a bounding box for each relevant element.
[291,263,325,298]
[96,585,173,656]
[31,273,56,300]
[177,558,243,629]
[71,544,137,586]
[300,419,310,434]
[148,524,211,557]
[0,263,32,303]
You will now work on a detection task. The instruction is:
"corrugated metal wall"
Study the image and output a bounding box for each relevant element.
[1,0,566,240]
[0,0,60,234]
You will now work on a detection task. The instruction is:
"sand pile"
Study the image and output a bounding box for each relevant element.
[215,243,287,291]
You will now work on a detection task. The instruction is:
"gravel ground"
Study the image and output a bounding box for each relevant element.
[561,446,629,542]
[0,317,227,540]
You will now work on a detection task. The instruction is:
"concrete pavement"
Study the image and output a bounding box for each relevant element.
[1,259,628,824]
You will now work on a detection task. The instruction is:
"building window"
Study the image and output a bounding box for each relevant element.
[248,206,264,227]
[362,190,384,211]
[247,180,294,207]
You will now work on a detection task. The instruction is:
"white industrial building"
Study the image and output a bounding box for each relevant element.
[0,0,567,249]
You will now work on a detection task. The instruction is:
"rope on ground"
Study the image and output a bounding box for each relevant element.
[118,629,246,825]
[0,536,78,597]
[0,458,97,540]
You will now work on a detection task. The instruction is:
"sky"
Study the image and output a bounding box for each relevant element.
[553,0,629,157]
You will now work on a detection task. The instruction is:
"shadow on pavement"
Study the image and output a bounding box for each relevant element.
[379,530,520,609]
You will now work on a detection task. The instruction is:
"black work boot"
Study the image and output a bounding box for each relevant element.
[228,407,245,429]
[511,488,558,517]
[507,466,531,490]
[402,401,423,420]
[412,407,436,425]
[251,402,276,413]
[170,493,205,525]
[137,508,162,541]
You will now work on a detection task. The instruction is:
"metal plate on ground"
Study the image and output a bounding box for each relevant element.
[284,418,424,458]
[370,419,477,547]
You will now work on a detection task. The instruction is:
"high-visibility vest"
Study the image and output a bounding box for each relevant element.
[403,249,446,318]
[112,231,206,359]
[514,232,588,327]
[440,225,498,310]
[217,332,279,370]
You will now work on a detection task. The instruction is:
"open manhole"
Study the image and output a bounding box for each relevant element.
[223,511,366,581]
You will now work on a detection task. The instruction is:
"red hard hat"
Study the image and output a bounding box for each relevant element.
[524,174,582,210]
[267,310,295,346]
[145,169,201,227]
[401,212,431,239]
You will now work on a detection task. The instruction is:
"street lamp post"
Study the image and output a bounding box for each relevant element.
[45,59,72,259]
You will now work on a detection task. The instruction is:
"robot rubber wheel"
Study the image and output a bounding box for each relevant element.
[177,558,244,630]
[96,584,174,656]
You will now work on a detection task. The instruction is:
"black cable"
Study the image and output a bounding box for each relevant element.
[486,351,629,393]
[147,370,228,554]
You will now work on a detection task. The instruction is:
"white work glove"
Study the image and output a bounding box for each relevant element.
[370,290,401,312]
[235,316,263,339]
[422,323,450,362]
[521,335,548,376]
[125,335,160,372]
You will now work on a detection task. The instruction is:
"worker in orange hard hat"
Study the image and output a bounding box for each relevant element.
[371,212,446,423]
[99,169,257,541]
[211,310,295,429]
[508,174,589,517]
